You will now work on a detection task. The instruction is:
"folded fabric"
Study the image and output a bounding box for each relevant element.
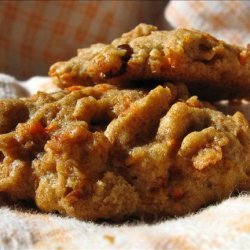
[0,1,166,79]
[1,196,250,249]
[0,73,58,98]
[165,1,250,46]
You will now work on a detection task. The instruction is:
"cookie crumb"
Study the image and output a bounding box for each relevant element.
[104,234,115,244]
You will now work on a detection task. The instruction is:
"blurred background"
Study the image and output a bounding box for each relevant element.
[0,0,250,79]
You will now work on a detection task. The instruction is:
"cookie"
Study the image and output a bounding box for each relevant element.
[0,83,249,220]
[49,24,250,101]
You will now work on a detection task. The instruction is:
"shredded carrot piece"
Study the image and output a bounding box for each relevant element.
[45,123,58,132]
[29,123,46,135]
[65,85,83,91]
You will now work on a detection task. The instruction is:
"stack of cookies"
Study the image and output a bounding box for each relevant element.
[0,24,250,221]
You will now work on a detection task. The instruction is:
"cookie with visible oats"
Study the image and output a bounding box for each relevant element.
[0,83,250,221]
[49,24,250,101]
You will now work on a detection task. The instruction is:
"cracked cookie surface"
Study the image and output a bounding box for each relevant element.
[50,24,250,100]
[0,83,250,221]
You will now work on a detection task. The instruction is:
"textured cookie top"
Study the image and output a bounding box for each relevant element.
[0,83,250,221]
[49,24,250,100]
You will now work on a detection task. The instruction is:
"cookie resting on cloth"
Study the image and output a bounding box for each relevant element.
[0,83,250,221]
[49,24,250,101]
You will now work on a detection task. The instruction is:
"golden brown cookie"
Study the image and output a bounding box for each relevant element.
[49,24,250,101]
[0,83,250,221]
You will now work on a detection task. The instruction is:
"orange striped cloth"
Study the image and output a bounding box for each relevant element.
[166,0,250,46]
[0,1,166,79]
[1,1,250,80]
